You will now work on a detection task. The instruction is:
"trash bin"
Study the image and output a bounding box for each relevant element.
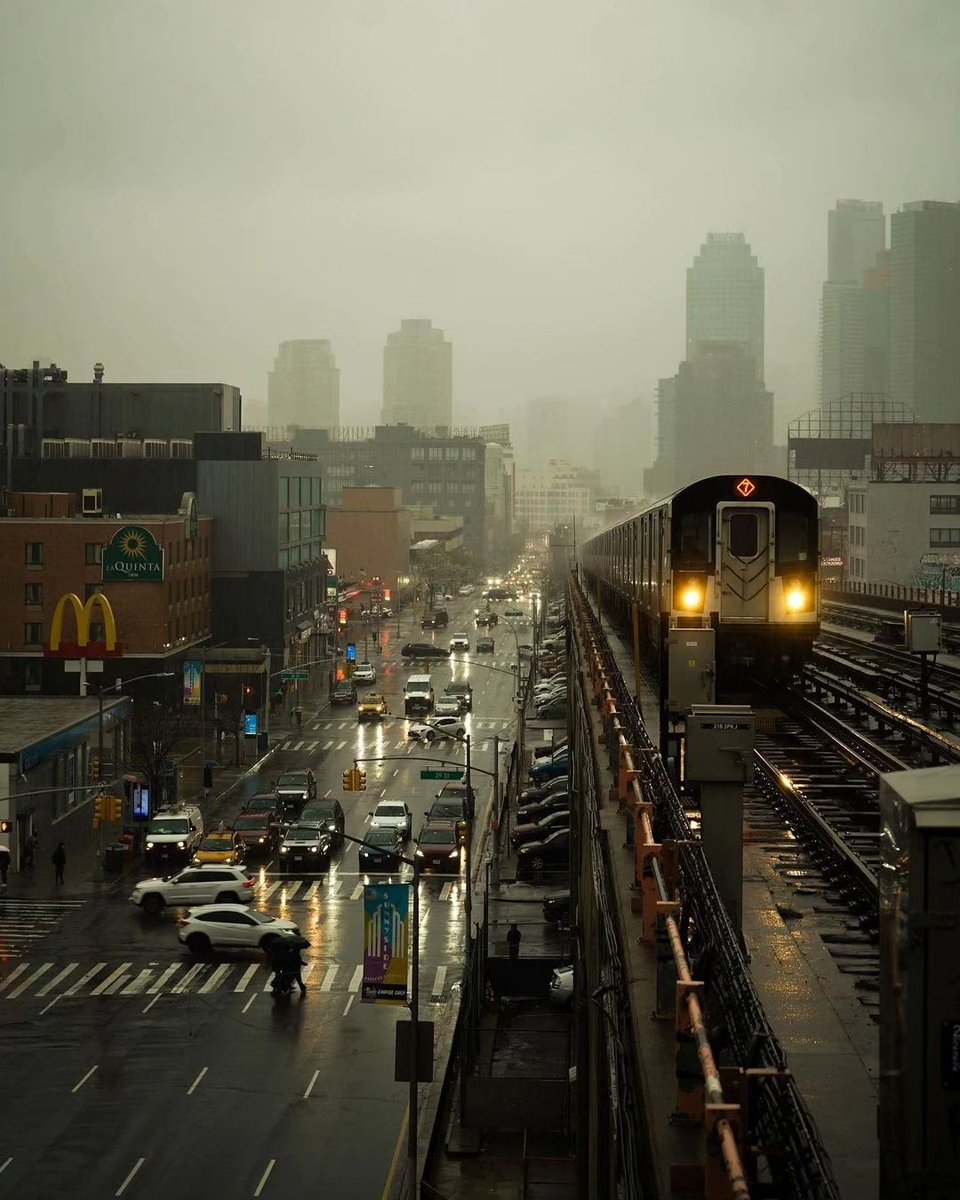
[104,843,124,873]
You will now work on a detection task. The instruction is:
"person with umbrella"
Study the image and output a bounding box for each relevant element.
[267,931,310,996]
[0,842,10,888]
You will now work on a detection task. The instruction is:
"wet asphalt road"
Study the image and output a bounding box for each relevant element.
[0,598,528,1200]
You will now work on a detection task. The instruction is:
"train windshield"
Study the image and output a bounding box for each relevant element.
[728,513,759,558]
[674,512,712,567]
[776,511,816,570]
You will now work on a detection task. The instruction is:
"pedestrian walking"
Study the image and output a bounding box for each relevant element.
[23,833,36,868]
[506,922,522,961]
[51,841,66,886]
[0,843,10,888]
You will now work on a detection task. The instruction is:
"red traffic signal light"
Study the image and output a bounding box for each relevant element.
[339,609,348,626]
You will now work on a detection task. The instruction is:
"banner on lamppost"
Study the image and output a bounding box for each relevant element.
[362,883,410,1005]
[183,660,203,706]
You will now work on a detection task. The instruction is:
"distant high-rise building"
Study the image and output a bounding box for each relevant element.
[268,339,340,429]
[828,199,885,284]
[819,201,886,407]
[381,319,452,432]
[686,233,765,376]
[862,250,891,395]
[889,201,960,424]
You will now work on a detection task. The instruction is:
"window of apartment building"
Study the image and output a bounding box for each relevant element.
[289,511,301,542]
[278,512,289,543]
[411,447,425,462]
[930,528,960,547]
[25,582,42,606]
[930,495,960,514]
[25,541,42,566]
[85,542,103,565]
[428,447,443,462]
[289,477,301,506]
[445,447,458,461]
[24,660,42,692]
[311,509,324,537]
[24,621,43,645]
[279,477,289,507]
[462,448,476,461]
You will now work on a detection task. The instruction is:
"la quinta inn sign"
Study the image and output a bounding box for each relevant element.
[102,525,165,582]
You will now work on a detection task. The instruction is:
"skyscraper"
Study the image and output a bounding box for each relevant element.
[267,340,340,430]
[686,233,765,376]
[381,319,452,432]
[889,200,960,423]
[819,201,886,407]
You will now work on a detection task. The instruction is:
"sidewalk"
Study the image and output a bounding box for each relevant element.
[5,694,331,904]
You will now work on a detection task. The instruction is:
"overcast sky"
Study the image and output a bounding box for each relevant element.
[2,0,958,437]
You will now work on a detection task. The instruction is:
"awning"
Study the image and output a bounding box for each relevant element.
[297,620,313,633]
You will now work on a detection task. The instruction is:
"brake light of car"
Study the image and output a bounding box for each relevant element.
[243,879,255,888]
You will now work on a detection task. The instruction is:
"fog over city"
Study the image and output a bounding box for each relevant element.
[2,0,958,436]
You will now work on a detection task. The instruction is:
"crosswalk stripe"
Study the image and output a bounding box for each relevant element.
[327,880,342,897]
[288,740,305,751]
[64,963,107,996]
[235,964,259,992]
[91,964,131,996]
[36,962,79,996]
[282,882,302,901]
[260,882,282,900]
[303,881,321,899]
[348,965,363,992]
[147,964,181,994]
[334,740,346,750]
[439,883,453,902]
[323,740,335,750]
[172,964,207,994]
[121,969,154,996]
[199,964,231,994]
[103,974,131,995]
[7,964,53,999]
[431,966,447,998]
[320,965,339,992]
[350,884,364,901]
[0,964,30,994]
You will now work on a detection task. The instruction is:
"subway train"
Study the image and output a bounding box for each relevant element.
[581,474,820,684]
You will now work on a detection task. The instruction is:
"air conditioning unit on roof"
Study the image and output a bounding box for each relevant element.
[117,438,143,458]
[91,438,118,459]
[41,439,66,458]
[144,439,169,458]
[170,439,193,459]
[64,438,92,458]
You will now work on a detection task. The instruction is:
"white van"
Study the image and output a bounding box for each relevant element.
[404,674,435,717]
[145,804,204,865]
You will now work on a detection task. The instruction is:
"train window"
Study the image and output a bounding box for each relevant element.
[728,513,758,558]
[675,512,711,566]
[777,511,813,567]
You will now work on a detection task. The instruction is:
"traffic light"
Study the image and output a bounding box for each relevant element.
[342,768,354,791]
[90,756,100,782]
[383,589,391,602]
[356,768,367,791]
[94,794,105,823]
[338,608,348,627]
[109,796,123,822]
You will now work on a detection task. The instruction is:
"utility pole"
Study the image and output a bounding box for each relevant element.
[491,733,500,887]
[464,733,473,936]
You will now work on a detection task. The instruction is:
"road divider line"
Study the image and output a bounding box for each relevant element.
[39,995,61,1016]
[0,1158,11,1176]
[343,994,355,1017]
[379,1108,409,1200]
[199,965,230,994]
[320,965,339,992]
[242,993,257,1013]
[235,964,259,992]
[348,965,363,992]
[115,1157,145,1197]
[7,963,53,999]
[71,1065,98,1094]
[303,1069,319,1099]
[142,994,162,1015]
[187,1067,208,1095]
[253,1159,276,1197]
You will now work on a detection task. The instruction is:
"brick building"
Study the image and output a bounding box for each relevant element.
[0,491,212,694]
[325,487,411,598]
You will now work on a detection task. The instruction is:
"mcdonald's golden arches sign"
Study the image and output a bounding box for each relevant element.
[43,592,123,659]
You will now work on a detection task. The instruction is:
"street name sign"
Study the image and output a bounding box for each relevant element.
[420,769,463,781]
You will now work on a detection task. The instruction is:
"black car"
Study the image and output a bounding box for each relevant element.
[475,612,498,628]
[532,738,568,760]
[300,798,346,849]
[332,680,358,705]
[516,828,570,880]
[358,826,403,873]
[415,822,462,873]
[512,809,571,848]
[274,769,317,810]
[516,793,571,825]
[542,891,571,927]
[519,776,571,804]
[476,637,495,653]
[401,642,451,660]
[435,781,476,818]
[443,681,473,712]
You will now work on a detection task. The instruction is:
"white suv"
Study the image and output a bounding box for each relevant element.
[131,865,255,915]
[369,801,413,841]
[449,633,470,652]
[353,661,376,684]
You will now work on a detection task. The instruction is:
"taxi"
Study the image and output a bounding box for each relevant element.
[191,829,246,867]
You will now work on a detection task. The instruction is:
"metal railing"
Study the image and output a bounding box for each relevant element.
[571,574,841,1200]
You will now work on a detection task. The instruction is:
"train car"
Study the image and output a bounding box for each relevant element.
[581,474,819,685]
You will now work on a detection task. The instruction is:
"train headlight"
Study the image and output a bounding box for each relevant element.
[785,584,807,612]
[678,582,704,611]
